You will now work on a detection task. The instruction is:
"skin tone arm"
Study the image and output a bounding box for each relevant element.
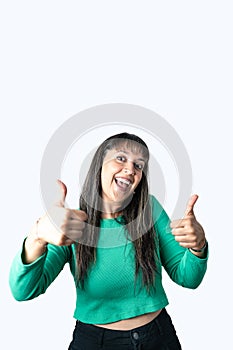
[170,195,207,258]
[23,180,87,264]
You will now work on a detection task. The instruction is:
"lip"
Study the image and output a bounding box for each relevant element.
[114,177,133,192]
[114,176,133,184]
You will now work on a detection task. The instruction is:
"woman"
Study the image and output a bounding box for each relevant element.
[9,132,208,349]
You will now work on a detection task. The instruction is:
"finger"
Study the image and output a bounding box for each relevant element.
[173,235,190,243]
[170,217,194,229]
[55,179,68,208]
[178,242,194,249]
[71,209,88,221]
[171,228,188,236]
[66,220,86,230]
[66,230,83,241]
[170,219,186,229]
[184,194,199,217]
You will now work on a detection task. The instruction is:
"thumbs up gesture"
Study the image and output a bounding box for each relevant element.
[36,180,87,246]
[170,195,206,253]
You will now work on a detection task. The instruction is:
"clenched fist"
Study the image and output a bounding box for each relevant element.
[170,194,206,252]
[35,180,87,247]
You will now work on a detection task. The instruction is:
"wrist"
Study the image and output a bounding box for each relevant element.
[23,225,47,264]
[29,219,48,248]
[189,239,208,254]
[189,239,208,258]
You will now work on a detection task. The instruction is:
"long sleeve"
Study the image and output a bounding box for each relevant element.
[9,239,73,301]
[151,195,208,289]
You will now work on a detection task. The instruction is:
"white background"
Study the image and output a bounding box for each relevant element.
[1,1,232,349]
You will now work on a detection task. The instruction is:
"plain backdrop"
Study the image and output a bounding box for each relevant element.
[1,1,232,349]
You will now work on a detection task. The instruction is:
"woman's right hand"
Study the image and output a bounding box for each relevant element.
[36,180,87,246]
[23,180,87,263]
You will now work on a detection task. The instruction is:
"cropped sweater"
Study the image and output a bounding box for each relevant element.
[9,195,208,324]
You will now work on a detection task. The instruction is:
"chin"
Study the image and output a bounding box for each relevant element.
[114,193,134,210]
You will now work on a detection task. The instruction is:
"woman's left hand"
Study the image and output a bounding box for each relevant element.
[170,195,206,250]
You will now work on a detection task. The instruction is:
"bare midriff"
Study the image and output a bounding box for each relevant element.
[93,309,162,330]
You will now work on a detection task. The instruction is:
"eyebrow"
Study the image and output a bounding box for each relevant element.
[116,150,145,162]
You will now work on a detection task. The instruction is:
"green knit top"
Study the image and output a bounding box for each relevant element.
[9,195,208,324]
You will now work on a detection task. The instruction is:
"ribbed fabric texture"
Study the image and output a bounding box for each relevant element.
[9,195,208,324]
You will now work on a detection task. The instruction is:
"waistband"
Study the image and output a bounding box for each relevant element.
[76,308,168,340]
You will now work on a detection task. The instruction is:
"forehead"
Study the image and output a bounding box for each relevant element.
[105,140,148,160]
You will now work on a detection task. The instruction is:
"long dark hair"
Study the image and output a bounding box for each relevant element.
[75,132,159,293]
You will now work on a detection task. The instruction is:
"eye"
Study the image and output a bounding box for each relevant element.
[134,163,144,171]
[116,155,126,162]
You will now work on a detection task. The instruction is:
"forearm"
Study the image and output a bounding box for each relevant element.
[170,248,208,289]
[9,239,70,301]
[9,242,48,301]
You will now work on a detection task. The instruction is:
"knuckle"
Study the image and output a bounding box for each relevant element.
[192,238,198,245]
[189,227,195,234]
[79,210,88,221]
[190,218,195,226]
[78,221,85,229]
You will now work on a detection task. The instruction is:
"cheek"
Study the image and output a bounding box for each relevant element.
[102,162,121,179]
[101,172,108,190]
[134,174,142,187]
[101,165,115,188]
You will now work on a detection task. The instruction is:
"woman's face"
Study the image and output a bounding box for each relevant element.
[100,146,146,207]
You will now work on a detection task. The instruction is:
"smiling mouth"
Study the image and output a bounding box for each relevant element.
[114,177,132,191]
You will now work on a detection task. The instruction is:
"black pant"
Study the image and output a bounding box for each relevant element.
[68,308,182,349]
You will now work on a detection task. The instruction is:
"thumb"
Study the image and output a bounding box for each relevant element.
[184,194,199,217]
[55,179,67,207]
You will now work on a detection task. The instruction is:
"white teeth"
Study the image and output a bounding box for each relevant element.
[115,177,131,186]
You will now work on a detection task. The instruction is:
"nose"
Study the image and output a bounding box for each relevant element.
[124,161,135,175]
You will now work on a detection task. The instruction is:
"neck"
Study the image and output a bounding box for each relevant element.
[101,208,123,219]
[100,194,134,219]
[101,212,123,219]
[101,201,123,219]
